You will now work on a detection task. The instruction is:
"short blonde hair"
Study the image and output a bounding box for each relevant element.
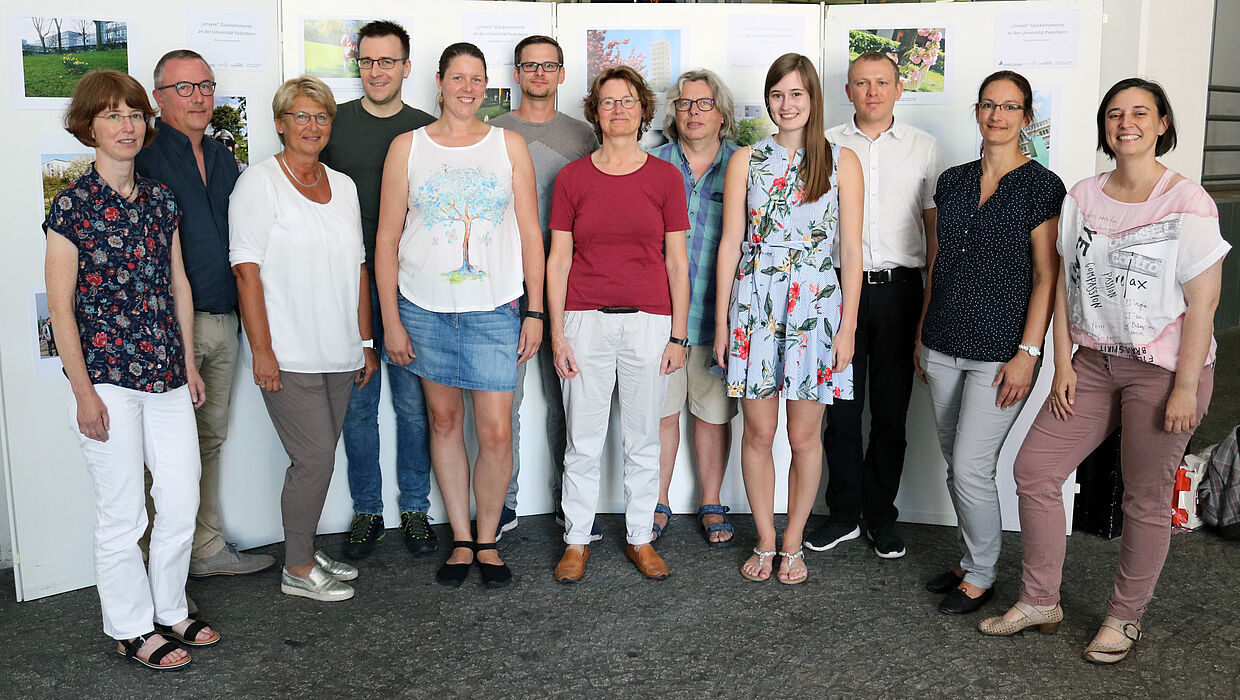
[271,75,336,144]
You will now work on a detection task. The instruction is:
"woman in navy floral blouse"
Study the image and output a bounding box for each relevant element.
[43,70,218,671]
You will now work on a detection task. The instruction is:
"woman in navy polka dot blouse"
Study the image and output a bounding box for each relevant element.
[913,70,1066,618]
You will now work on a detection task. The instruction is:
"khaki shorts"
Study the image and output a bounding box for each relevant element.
[661,345,738,424]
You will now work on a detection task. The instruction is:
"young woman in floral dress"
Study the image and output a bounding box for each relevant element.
[713,53,863,584]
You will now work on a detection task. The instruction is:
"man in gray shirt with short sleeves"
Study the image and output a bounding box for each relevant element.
[489,35,597,538]
[318,20,438,559]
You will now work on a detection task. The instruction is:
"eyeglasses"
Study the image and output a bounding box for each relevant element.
[155,80,217,97]
[599,96,639,111]
[284,111,332,125]
[977,102,1024,114]
[517,61,563,73]
[357,57,406,70]
[672,98,716,112]
[94,112,146,124]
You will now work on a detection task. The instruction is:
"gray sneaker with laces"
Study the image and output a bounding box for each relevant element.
[189,543,276,578]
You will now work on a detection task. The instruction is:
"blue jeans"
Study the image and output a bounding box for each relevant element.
[343,280,432,515]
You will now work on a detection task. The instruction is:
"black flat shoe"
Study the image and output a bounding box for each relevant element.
[938,586,994,615]
[925,569,964,594]
[436,541,474,588]
[474,542,512,589]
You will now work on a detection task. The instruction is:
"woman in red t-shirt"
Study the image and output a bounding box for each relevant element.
[547,65,690,583]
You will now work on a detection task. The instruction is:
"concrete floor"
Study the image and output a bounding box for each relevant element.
[1,515,1237,698]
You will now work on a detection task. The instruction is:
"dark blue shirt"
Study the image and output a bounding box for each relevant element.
[135,119,239,313]
[923,159,1065,362]
[43,167,186,392]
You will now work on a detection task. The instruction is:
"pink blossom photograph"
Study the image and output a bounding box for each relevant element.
[847,27,946,95]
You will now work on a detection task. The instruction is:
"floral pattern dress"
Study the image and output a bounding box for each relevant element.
[725,137,853,404]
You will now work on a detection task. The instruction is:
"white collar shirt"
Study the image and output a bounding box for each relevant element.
[826,117,943,270]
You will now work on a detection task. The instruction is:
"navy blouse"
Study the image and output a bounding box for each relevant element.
[922,159,1065,362]
[43,167,186,393]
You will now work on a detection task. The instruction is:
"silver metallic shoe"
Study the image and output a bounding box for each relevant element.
[280,565,355,602]
[314,550,359,581]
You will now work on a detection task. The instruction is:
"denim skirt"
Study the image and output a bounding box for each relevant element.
[391,294,521,392]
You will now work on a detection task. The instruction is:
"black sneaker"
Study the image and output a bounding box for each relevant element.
[866,523,907,559]
[554,510,603,542]
[495,506,519,541]
[342,513,384,559]
[804,521,861,552]
[400,511,439,556]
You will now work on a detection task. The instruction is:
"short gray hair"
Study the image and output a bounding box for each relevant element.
[271,75,337,144]
[662,69,737,143]
[153,49,214,86]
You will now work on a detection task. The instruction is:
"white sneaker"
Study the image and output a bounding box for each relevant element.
[280,565,355,602]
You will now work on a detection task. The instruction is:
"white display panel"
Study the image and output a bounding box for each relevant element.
[0,0,283,600]
[825,0,1105,532]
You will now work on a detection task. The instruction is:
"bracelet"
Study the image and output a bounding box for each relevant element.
[361,339,374,349]
[669,336,689,347]
[524,310,546,321]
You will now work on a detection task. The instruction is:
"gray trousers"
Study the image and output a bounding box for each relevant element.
[923,347,1035,589]
[261,370,355,567]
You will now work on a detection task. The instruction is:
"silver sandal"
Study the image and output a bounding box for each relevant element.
[777,548,808,585]
[741,548,776,582]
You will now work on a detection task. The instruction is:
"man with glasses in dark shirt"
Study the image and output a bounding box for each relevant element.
[136,49,275,587]
[319,21,438,560]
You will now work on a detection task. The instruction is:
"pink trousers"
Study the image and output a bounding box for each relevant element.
[1013,348,1213,621]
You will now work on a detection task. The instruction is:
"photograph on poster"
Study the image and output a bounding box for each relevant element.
[40,151,94,216]
[480,88,511,122]
[734,103,775,148]
[1020,87,1059,171]
[847,27,946,100]
[30,291,64,379]
[585,29,683,96]
[14,16,129,99]
[208,95,249,171]
[303,18,367,79]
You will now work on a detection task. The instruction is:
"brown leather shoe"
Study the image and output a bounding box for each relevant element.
[625,543,669,580]
[554,546,589,583]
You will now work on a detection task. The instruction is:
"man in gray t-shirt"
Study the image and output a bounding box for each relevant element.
[488,35,597,539]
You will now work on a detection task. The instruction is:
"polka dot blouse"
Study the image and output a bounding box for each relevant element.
[922,159,1066,362]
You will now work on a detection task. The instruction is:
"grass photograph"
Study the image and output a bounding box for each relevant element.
[303,18,366,80]
[19,17,128,98]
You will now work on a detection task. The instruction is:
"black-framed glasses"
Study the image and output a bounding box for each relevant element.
[977,102,1023,113]
[284,111,331,125]
[517,61,563,73]
[672,98,716,112]
[599,96,639,111]
[357,57,406,70]
[155,80,216,97]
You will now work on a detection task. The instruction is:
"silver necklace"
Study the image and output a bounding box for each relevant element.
[278,152,322,187]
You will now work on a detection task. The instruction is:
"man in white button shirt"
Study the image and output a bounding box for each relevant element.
[807,52,942,559]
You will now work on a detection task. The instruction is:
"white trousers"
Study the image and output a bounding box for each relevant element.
[69,384,201,640]
[561,310,670,545]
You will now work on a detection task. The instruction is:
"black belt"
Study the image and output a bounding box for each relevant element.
[600,306,639,314]
[862,267,920,285]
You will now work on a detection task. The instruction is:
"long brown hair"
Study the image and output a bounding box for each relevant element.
[764,53,831,203]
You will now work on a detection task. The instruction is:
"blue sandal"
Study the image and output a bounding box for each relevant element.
[652,503,673,540]
[697,505,734,547]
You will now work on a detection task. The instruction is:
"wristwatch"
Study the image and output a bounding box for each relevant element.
[361,339,374,349]
[669,336,689,348]
[1018,344,1041,358]
[524,310,546,321]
